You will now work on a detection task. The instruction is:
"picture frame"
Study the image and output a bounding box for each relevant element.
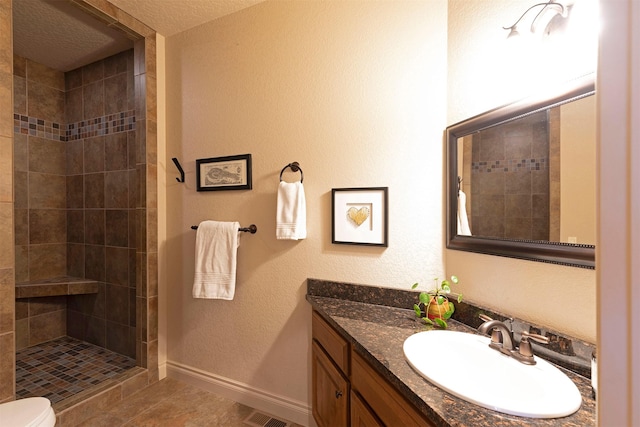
[332,187,388,247]
[196,154,252,191]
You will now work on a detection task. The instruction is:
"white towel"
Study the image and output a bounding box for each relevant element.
[192,221,240,300]
[457,191,472,236]
[276,181,307,240]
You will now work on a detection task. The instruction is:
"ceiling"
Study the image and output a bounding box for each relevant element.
[13,0,265,72]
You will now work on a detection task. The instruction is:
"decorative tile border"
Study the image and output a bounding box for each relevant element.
[472,157,548,173]
[14,110,136,142]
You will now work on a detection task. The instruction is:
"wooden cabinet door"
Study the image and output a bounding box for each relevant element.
[312,341,349,427]
[351,391,383,427]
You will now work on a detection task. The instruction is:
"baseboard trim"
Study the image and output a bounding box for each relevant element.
[166,361,312,426]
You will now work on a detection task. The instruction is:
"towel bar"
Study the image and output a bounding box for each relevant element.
[191,224,257,234]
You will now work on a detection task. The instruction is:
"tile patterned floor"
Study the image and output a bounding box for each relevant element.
[77,377,302,427]
[16,336,136,404]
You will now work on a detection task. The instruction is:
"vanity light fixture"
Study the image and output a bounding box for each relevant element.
[503,0,569,38]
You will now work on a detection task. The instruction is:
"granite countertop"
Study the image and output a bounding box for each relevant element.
[307,292,596,427]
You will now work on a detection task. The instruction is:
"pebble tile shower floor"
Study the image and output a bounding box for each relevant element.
[16,336,136,404]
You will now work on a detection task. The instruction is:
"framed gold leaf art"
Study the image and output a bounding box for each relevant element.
[331,187,388,247]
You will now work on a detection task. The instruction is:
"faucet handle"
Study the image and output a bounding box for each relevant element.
[522,331,550,345]
[478,313,493,322]
[513,331,550,365]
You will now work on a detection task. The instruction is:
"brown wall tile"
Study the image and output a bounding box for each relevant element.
[105,170,128,208]
[15,299,28,320]
[65,87,83,123]
[29,310,66,345]
[29,172,66,209]
[13,55,26,78]
[85,244,105,281]
[13,76,26,115]
[14,245,28,283]
[106,247,129,286]
[66,243,85,277]
[0,332,15,401]
[14,171,27,209]
[0,203,12,268]
[29,296,67,316]
[13,133,27,172]
[82,59,104,85]
[0,269,14,334]
[83,80,104,119]
[15,319,28,350]
[14,208,27,245]
[84,136,105,173]
[0,70,11,137]
[0,136,11,201]
[105,132,128,172]
[26,60,65,91]
[29,243,66,280]
[85,209,105,244]
[67,210,84,243]
[27,81,65,124]
[84,173,105,208]
[29,209,66,244]
[105,209,128,247]
[29,136,66,175]
[66,175,84,209]
[104,73,127,115]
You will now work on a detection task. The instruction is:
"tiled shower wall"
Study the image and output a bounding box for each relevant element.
[1,0,159,403]
[470,110,551,240]
[0,0,16,404]
[64,51,137,359]
[13,52,137,358]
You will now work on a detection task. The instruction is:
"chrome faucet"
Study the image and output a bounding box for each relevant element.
[477,314,549,365]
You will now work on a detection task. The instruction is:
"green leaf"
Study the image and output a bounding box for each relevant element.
[411,282,419,290]
[451,275,459,284]
[436,295,445,305]
[433,318,447,328]
[444,303,455,319]
[419,292,431,304]
[423,317,434,326]
[441,282,451,293]
[457,293,463,303]
[413,304,422,317]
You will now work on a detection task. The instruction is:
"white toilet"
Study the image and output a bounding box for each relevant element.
[0,397,56,427]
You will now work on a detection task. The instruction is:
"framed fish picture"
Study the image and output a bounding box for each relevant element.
[196,154,252,191]
[331,187,388,247]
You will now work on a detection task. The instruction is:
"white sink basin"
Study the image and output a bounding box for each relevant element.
[403,330,582,418]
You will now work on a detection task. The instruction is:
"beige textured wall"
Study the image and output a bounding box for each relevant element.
[447,0,597,343]
[164,0,447,409]
[560,96,596,245]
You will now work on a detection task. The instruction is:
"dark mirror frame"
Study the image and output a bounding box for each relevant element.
[446,75,596,269]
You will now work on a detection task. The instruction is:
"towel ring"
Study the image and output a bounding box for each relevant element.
[279,162,304,183]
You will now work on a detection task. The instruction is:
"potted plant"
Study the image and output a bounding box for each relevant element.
[412,276,462,328]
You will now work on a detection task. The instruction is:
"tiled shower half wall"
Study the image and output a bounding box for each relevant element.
[13,51,137,358]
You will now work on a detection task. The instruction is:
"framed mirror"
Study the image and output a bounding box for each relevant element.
[446,75,596,269]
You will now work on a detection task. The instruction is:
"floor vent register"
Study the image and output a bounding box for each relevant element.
[243,410,291,427]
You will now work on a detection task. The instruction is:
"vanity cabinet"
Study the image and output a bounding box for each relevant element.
[312,310,435,427]
[312,311,350,427]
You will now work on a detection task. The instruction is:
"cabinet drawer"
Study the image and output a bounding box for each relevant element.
[352,350,435,427]
[312,310,350,375]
